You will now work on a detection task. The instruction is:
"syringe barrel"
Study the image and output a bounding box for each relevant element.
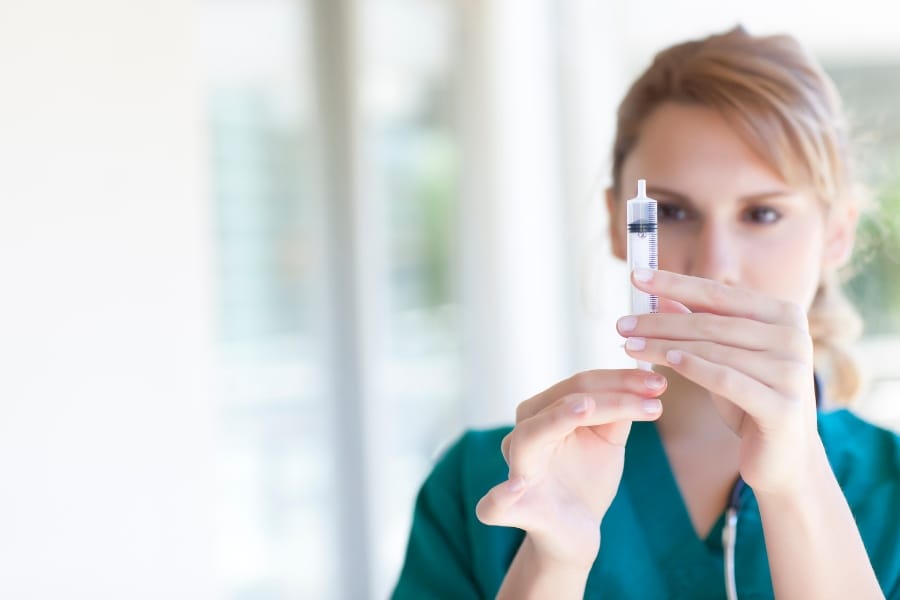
[626,199,658,314]
[626,188,658,371]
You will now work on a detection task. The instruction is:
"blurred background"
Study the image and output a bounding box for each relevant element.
[2,0,899,598]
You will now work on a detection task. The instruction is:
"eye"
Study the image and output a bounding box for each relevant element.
[658,202,690,222]
[743,206,781,224]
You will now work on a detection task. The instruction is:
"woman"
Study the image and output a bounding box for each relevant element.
[393,27,900,599]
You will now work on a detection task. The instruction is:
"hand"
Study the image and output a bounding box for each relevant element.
[475,369,667,567]
[619,268,821,496]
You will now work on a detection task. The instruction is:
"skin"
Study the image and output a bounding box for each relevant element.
[476,103,883,598]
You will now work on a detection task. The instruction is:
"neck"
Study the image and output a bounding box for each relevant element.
[652,367,744,539]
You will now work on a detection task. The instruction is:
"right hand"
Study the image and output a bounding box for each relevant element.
[475,369,667,568]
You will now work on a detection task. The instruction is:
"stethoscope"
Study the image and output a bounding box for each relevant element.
[721,374,823,600]
[722,478,745,600]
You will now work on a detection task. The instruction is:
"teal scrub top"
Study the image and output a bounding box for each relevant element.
[393,409,900,599]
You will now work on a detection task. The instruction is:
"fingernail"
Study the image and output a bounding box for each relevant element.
[666,350,682,365]
[642,399,662,413]
[633,268,654,282]
[645,374,665,390]
[507,477,525,493]
[571,397,589,414]
[625,337,646,351]
[617,316,637,332]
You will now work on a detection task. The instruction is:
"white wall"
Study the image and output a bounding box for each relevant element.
[0,1,217,598]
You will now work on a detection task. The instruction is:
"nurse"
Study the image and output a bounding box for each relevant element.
[393,27,900,599]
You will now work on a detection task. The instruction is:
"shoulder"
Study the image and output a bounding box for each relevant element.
[818,408,900,504]
[394,426,515,599]
[818,409,900,477]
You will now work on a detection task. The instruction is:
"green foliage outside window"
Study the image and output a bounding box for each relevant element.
[846,151,900,334]
[830,63,900,336]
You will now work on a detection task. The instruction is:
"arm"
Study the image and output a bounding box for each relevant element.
[756,440,883,599]
[496,535,593,600]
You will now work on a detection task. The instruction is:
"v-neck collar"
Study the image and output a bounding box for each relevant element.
[621,420,738,590]
[623,373,823,557]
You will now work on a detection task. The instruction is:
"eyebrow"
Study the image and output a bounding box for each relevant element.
[646,185,796,205]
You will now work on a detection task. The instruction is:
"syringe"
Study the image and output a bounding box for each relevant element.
[627,179,658,371]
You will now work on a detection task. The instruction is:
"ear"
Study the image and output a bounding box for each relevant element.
[606,187,627,261]
[823,202,859,271]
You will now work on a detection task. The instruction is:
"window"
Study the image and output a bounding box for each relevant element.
[203,0,338,597]
[829,62,900,431]
[203,0,465,597]
[356,0,465,594]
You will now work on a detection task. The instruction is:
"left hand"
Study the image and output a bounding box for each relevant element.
[617,268,823,497]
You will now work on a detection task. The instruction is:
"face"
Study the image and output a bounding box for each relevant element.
[607,102,856,310]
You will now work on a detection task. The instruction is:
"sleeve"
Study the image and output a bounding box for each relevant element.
[391,433,483,600]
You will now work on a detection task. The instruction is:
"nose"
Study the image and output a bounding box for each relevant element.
[686,218,740,285]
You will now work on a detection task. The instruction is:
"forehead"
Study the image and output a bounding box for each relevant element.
[620,102,790,198]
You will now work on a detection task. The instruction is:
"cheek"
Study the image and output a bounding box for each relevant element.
[743,227,825,308]
[609,204,628,260]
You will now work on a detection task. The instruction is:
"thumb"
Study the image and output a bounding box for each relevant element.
[475,477,527,527]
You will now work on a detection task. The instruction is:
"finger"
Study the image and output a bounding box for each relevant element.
[617,312,812,360]
[475,477,528,527]
[662,349,790,428]
[508,393,662,479]
[624,337,811,393]
[516,369,668,422]
[631,269,807,328]
[657,296,692,314]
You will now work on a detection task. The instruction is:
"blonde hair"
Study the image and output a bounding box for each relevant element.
[612,26,864,405]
